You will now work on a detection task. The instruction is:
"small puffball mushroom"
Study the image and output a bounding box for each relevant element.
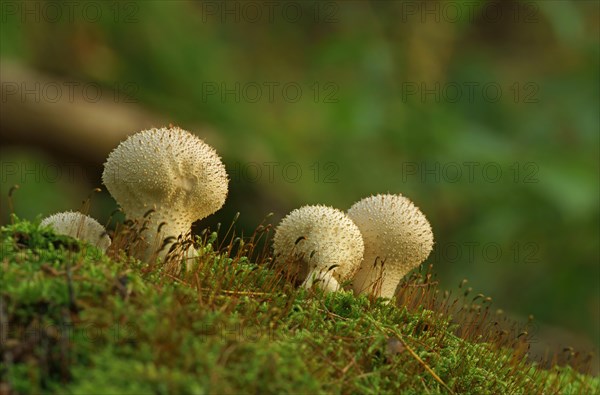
[273,205,364,292]
[348,193,433,299]
[302,270,341,293]
[40,211,111,252]
[102,126,228,261]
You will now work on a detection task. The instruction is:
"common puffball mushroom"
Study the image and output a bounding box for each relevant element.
[102,126,228,261]
[273,205,364,292]
[40,211,111,252]
[348,193,433,299]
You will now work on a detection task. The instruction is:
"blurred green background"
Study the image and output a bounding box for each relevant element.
[1,1,598,355]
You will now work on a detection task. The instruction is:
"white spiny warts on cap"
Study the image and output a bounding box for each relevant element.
[102,126,228,262]
[40,211,111,252]
[348,194,433,299]
[273,205,364,293]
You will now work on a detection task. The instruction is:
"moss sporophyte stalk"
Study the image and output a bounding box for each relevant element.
[2,126,598,394]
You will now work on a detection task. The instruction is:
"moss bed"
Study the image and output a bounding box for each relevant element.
[1,218,598,394]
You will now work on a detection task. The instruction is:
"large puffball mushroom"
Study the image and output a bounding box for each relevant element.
[273,205,364,292]
[40,211,111,252]
[102,126,228,261]
[348,193,434,299]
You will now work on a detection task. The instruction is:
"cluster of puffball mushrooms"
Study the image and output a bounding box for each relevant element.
[40,126,434,299]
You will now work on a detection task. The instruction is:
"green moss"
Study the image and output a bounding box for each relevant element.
[1,218,598,394]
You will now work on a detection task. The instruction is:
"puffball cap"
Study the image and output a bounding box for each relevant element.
[102,127,228,229]
[40,211,111,252]
[348,194,433,276]
[273,205,364,281]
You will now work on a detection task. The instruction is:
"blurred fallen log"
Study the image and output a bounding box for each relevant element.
[0,59,165,164]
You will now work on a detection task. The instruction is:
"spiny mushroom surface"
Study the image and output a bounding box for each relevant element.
[40,211,111,252]
[348,193,433,299]
[102,126,228,261]
[273,205,364,292]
